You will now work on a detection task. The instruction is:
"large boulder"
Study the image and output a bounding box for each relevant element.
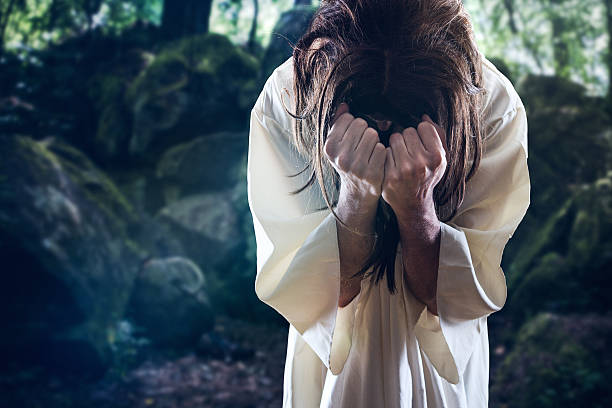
[515,74,611,220]
[154,188,243,269]
[127,256,214,348]
[505,171,612,324]
[156,131,248,201]
[497,74,612,323]
[0,135,144,376]
[125,33,259,159]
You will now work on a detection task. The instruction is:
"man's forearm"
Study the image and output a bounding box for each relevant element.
[396,203,441,316]
[335,194,378,308]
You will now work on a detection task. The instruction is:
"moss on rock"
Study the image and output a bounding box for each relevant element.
[492,312,612,407]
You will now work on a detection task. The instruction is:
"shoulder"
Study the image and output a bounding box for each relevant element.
[480,55,528,152]
[480,56,524,116]
[252,56,296,136]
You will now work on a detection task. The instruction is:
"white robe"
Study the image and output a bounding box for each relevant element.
[246,55,531,407]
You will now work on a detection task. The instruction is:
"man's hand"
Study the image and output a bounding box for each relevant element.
[324,102,387,208]
[325,102,387,307]
[382,114,447,218]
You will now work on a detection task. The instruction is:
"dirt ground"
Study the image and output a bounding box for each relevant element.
[1,316,289,408]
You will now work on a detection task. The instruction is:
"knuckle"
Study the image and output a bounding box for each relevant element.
[399,164,411,175]
[415,164,427,177]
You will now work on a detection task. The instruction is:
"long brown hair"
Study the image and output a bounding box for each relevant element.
[281,0,485,294]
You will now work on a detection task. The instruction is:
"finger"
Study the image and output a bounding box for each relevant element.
[422,114,446,150]
[345,117,369,151]
[389,131,410,163]
[355,128,379,163]
[369,142,386,167]
[416,121,442,153]
[402,127,424,156]
[326,109,354,153]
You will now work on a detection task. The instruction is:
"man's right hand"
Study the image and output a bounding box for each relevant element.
[324,102,387,207]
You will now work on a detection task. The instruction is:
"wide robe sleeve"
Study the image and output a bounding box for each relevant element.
[247,75,361,376]
[413,103,531,384]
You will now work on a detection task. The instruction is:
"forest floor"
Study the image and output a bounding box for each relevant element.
[1,316,289,408]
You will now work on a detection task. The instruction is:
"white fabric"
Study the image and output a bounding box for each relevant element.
[247,54,530,407]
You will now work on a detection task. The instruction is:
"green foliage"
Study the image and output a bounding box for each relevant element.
[464,0,609,95]
[1,0,162,51]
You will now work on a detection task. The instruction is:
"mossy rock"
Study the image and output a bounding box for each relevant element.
[126,256,214,348]
[154,189,242,270]
[491,312,612,407]
[0,134,144,377]
[125,33,259,158]
[505,171,612,325]
[517,75,611,210]
[155,131,248,202]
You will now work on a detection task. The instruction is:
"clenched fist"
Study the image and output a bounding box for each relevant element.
[324,102,387,207]
[382,114,447,217]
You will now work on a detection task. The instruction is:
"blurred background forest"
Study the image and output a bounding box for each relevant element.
[0,0,610,407]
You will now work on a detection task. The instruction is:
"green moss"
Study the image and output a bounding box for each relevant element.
[15,136,137,238]
[126,53,189,107]
[507,196,574,291]
[567,208,599,266]
[126,32,258,110]
[88,74,124,111]
[492,313,609,408]
[509,252,570,319]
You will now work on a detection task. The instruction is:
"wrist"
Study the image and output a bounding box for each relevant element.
[335,192,379,235]
[396,200,436,223]
[338,184,380,213]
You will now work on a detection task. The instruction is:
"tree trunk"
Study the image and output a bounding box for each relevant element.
[161,0,214,41]
[248,0,259,52]
[605,0,612,110]
[502,0,518,34]
[550,13,570,78]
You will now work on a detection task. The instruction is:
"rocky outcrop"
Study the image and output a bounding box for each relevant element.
[127,256,214,348]
[0,135,143,376]
[125,33,258,159]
